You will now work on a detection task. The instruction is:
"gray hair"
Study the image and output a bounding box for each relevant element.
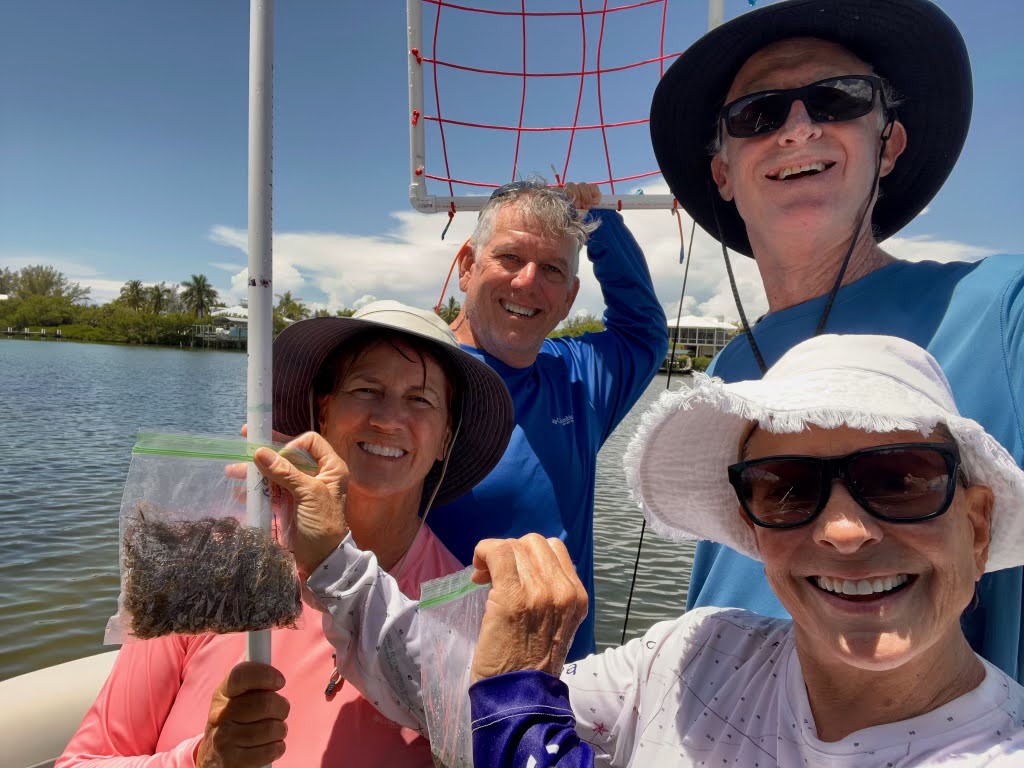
[707,75,903,158]
[469,176,598,279]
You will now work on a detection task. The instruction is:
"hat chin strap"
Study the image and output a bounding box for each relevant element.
[391,409,463,581]
[716,117,896,376]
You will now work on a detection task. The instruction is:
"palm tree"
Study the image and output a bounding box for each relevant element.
[275,291,308,322]
[148,282,173,314]
[118,280,147,311]
[180,274,219,319]
[437,296,461,324]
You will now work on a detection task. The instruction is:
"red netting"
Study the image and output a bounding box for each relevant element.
[411,0,682,200]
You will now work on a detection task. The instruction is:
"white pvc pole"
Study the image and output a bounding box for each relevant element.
[407,0,428,211]
[709,0,725,30]
[246,0,274,671]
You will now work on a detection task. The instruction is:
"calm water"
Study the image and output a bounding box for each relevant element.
[0,338,692,681]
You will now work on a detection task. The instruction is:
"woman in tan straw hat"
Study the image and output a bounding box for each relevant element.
[60,300,513,768]
[267,333,1024,767]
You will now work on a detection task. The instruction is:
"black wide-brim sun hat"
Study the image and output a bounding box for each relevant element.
[650,0,972,257]
[272,300,514,509]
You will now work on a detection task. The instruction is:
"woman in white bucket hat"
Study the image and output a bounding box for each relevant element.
[452,334,1024,766]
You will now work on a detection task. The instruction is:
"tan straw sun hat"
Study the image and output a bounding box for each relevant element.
[272,300,513,508]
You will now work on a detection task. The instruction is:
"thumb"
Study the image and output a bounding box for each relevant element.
[254,447,308,497]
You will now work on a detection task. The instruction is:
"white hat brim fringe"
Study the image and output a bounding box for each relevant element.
[625,372,1024,573]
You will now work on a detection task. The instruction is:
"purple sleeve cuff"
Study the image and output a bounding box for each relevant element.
[470,670,594,768]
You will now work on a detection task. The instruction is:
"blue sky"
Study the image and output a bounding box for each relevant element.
[1,0,1020,321]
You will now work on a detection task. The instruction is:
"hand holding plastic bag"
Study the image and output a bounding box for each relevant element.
[252,431,352,579]
[417,535,588,768]
[470,534,589,683]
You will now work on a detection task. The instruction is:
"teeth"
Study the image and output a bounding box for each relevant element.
[777,162,827,180]
[814,574,909,596]
[503,301,537,317]
[359,442,406,458]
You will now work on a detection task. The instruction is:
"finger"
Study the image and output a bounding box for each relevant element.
[214,740,286,768]
[283,431,347,470]
[253,447,314,498]
[471,538,514,584]
[241,424,295,443]
[221,691,291,724]
[224,461,249,481]
[222,662,285,699]
[474,539,526,595]
[511,532,562,583]
[215,718,288,747]
[547,538,579,581]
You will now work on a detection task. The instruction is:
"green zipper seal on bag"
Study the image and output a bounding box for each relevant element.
[419,566,488,609]
[131,432,318,475]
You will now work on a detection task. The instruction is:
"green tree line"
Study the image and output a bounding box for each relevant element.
[2,266,383,347]
[1,265,623,348]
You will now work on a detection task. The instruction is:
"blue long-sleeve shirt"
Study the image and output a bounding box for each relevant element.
[428,208,668,661]
[688,254,1024,682]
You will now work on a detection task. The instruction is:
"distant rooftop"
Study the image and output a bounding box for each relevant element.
[666,315,736,331]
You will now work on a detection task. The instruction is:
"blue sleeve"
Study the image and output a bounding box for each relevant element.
[560,208,668,443]
[471,670,595,768]
[999,260,1024,459]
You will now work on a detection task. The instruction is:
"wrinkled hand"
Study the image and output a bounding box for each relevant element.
[562,181,602,212]
[253,432,350,579]
[225,425,301,512]
[469,534,589,683]
[196,662,290,768]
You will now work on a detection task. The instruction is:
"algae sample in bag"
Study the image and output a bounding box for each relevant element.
[105,432,316,643]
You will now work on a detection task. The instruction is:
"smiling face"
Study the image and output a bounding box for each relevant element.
[744,424,992,672]
[711,38,907,251]
[317,338,452,509]
[455,203,581,368]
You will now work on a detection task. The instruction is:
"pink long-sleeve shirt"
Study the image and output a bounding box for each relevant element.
[58,524,460,768]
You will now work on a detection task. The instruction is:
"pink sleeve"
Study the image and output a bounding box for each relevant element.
[56,637,204,768]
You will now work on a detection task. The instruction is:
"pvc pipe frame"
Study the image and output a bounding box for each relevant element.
[405,0,677,213]
[246,0,274,671]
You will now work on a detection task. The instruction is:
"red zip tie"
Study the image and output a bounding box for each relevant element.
[411,109,420,126]
[411,47,423,64]
[415,166,424,176]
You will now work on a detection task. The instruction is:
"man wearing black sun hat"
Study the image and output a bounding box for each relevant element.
[648,0,1024,682]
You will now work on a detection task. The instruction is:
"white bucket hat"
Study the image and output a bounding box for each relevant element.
[624,335,1024,573]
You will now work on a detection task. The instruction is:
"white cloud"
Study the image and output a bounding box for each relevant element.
[1,203,997,322]
[885,235,995,264]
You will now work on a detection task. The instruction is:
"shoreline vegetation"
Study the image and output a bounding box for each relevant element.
[0,265,710,370]
[0,266,606,345]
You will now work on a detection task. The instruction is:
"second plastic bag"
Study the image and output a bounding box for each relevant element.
[105,432,317,644]
[419,566,491,768]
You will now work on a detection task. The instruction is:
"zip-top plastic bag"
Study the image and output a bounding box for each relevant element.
[104,432,317,644]
[419,566,491,768]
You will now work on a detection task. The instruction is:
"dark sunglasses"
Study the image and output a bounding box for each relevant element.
[728,443,963,529]
[719,75,885,139]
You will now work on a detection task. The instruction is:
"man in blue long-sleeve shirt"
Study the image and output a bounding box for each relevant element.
[428,180,668,661]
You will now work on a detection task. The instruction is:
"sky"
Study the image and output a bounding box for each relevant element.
[1,0,1021,323]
